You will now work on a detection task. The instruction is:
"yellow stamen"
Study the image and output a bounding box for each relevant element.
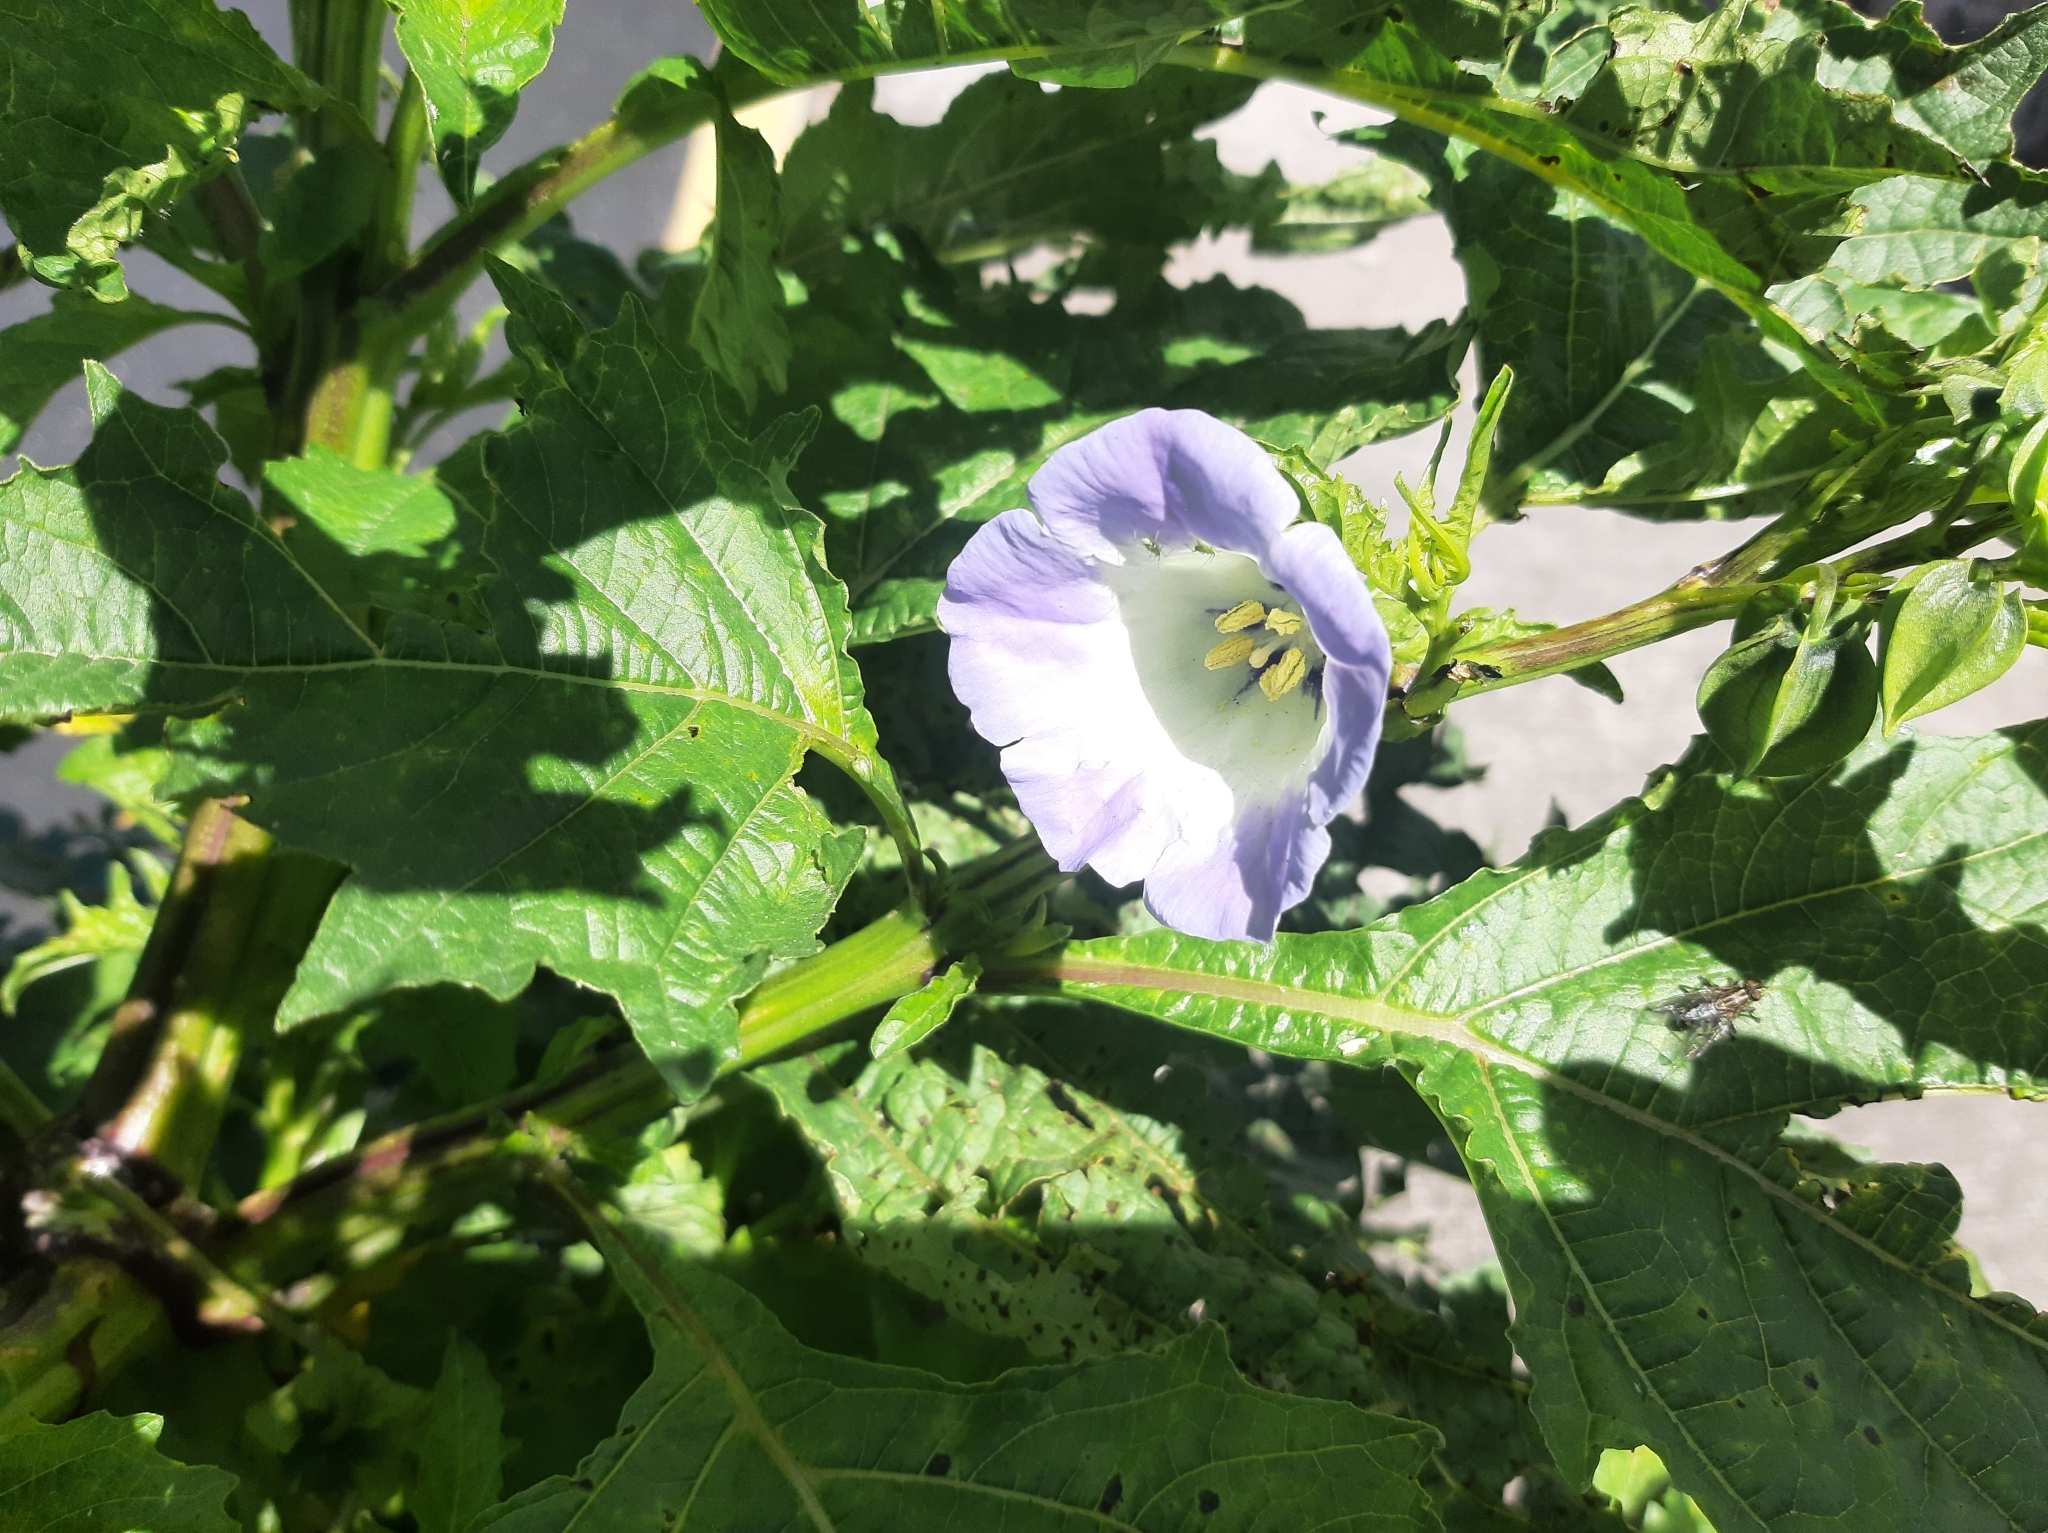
[1259,647,1309,701]
[1215,600,1266,634]
[1264,608,1303,636]
[1205,634,1256,670]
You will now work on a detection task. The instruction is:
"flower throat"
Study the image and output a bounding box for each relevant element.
[1202,598,1316,701]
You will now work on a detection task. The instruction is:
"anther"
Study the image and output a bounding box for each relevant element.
[1215,600,1266,634]
[1259,647,1309,700]
[1264,608,1303,636]
[1205,635,1256,670]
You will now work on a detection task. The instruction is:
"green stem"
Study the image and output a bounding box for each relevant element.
[292,0,384,153]
[734,906,943,1066]
[301,310,412,466]
[371,70,430,291]
[5,853,1047,1418]
[1468,583,1763,689]
[0,1260,168,1431]
[0,1056,52,1142]
[278,0,400,464]
[73,1167,324,1347]
[378,108,710,335]
[191,169,268,319]
[90,802,344,1189]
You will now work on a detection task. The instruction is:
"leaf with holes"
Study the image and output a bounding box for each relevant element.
[752,1002,1598,1526]
[1001,725,2048,1532]
[486,1163,1443,1531]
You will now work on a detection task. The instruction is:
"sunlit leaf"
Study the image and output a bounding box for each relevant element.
[1006,725,2048,1533]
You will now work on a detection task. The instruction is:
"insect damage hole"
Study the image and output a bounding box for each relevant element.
[1098,1475,1123,1514]
[924,1453,951,1477]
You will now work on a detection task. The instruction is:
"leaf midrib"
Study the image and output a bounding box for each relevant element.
[1024,952,2048,1360]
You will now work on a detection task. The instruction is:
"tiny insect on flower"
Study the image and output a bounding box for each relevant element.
[937,409,1393,942]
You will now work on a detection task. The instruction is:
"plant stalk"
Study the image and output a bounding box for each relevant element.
[85,802,344,1190]
[734,906,944,1066]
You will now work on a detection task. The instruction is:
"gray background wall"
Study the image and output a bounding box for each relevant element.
[2,3,2041,1294]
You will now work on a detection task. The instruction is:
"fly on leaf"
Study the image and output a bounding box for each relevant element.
[1654,978,1764,1059]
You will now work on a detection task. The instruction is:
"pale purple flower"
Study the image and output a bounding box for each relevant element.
[937,409,1392,942]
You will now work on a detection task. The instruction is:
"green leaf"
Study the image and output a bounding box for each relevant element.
[1788,0,2048,171]
[1570,331,1868,521]
[752,1003,1588,1524]
[1813,164,2048,293]
[265,446,460,559]
[0,277,904,1095]
[56,731,183,845]
[362,984,521,1106]
[244,1335,428,1458]
[777,70,1268,275]
[691,106,791,413]
[413,1335,511,1533]
[1877,560,2028,733]
[869,954,979,1059]
[1594,1445,1717,1533]
[1251,157,1434,255]
[1012,724,2048,1533]
[392,0,566,203]
[0,0,315,297]
[1561,6,1956,186]
[1377,127,1746,505]
[612,1139,728,1260]
[0,1411,238,1533]
[696,0,1254,84]
[1,858,157,1014]
[494,1164,1443,1531]
[254,143,384,282]
[0,292,220,453]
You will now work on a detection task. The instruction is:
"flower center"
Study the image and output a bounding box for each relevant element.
[1097,548,1330,803]
[1202,599,1316,701]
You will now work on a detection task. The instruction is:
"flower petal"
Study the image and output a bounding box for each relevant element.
[1262,521,1391,823]
[938,508,1233,886]
[1029,409,1300,561]
[1144,793,1329,943]
[943,413,1395,946]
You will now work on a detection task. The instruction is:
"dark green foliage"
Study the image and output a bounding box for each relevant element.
[4,1,2048,1531]
[1031,724,2048,1532]
[0,0,313,296]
